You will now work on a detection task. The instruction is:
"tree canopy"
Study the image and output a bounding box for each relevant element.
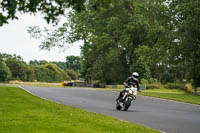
[4,0,200,88]
[0,53,80,82]
[0,61,11,82]
[0,0,114,26]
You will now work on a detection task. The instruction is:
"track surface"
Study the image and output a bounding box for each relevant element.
[21,86,200,133]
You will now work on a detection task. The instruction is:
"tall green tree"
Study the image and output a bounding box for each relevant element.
[171,0,200,87]
[0,0,84,26]
[66,56,81,71]
[68,0,170,84]
[0,61,11,82]
[28,0,200,87]
[29,60,48,66]
[0,53,33,81]
[5,55,27,80]
[28,0,170,84]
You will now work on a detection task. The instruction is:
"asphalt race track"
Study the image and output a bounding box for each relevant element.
[21,86,200,133]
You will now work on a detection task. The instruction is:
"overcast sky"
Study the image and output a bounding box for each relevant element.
[0,13,81,63]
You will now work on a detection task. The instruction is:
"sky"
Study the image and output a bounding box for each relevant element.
[0,13,82,63]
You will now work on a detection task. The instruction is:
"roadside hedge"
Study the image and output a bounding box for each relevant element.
[185,84,200,95]
[146,84,162,89]
[34,63,71,82]
[164,83,185,90]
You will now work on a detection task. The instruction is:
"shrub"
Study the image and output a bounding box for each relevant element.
[34,66,50,82]
[141,78,148,84]
[149,78,158,84]
[185,83,200,95]
[146,84,162,89]
[34,64,71,82]
[160,71,175,84]
[185,84,194,94]
[164,83,185,90]
[66,70,79,80]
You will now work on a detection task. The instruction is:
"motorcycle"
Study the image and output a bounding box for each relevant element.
[116,86,137,111]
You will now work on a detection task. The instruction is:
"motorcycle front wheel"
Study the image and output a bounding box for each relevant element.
[116,101,122,110]
[122,99,132,111]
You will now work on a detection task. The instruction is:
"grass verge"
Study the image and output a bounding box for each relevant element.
[140,89,200,105]
[0,85,159,133]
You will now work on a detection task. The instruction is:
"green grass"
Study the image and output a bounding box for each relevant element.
[140,89,200,105]
[0,85,159,133]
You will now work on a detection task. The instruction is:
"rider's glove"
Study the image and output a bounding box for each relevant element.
[124,83,128,88]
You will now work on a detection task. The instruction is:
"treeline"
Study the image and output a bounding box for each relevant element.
[28,0,200,88]
[68,0,200,88]
[0,53,81,82]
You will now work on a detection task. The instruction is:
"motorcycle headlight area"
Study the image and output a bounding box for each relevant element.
[128,90,133,94]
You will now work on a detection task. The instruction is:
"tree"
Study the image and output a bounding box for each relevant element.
[148,0,200,86]
[69,0,170,84]
[0,53,34,81]
[28,0,170,84]
[29,60,48,66]
[51,61,67,70]
[4,55,27,80]
[66,56,81,71]
[133,45,152,80]
[0,61,11,82]
[0,0,114,26]
[66,69,79,80]
[27,0,199,86]
[0,0,85,26]
[171,0,200,88]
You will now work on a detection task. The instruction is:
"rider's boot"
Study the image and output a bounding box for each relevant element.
[116,92,122,101]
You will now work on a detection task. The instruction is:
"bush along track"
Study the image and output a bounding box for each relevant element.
[0,85,160,133]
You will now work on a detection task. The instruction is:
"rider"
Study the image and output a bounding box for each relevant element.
[116,72,140,101]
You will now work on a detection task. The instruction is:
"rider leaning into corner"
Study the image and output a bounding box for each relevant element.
[116,72,141,101]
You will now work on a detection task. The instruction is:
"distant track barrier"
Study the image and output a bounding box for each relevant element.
[62,82,94,87]
[62,81,147,90]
